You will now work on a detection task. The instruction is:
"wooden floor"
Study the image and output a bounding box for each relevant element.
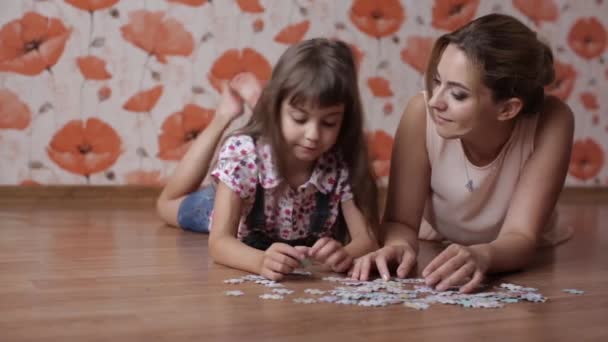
[1,195,607,341]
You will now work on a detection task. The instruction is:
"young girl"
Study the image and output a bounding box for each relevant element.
[157,38,379,281]
[351,14,574,293]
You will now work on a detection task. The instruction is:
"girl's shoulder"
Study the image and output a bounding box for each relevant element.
[219,134,258,158]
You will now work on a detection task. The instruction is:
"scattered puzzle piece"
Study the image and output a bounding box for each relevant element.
[562,288,585,295]
[223,274,565,310]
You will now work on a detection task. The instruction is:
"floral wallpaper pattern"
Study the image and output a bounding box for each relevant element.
[0,0,606,186]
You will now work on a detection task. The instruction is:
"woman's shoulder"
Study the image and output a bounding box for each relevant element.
[394,92,428,140]
[534,95,574,144]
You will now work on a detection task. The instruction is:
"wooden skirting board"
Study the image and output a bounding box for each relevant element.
[0,185,606,204]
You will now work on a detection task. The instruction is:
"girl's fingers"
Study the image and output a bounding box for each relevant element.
[273,243,306,261]
[309,238,331,258]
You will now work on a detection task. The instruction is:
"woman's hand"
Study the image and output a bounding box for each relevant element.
[349,243,417,281]
[422,244,490,293]
[308,237,353,273]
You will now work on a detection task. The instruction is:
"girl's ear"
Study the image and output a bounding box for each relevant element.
[497,97,523,121]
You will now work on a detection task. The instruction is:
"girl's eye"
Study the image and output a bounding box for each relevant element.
[291,116,306,124]
[322,121,338,128]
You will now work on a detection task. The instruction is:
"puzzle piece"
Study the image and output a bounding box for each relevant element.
[562,288,584,295]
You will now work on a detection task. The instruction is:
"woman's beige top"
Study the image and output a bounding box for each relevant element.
[421,92,571,246]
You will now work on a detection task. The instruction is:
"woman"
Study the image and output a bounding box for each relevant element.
[350,14,574,293]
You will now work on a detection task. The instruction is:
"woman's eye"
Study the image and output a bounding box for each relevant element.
[452,92,468,101]
[322,121,338,127]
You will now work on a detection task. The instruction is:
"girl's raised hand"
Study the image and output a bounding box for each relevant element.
[308,237,353,273]
[422,244,489,293]
[259,242,307,281]
[349,244,417,281]
[216,82,244,122]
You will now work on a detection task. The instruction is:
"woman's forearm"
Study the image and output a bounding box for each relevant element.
[474,232,537,274]
[344,233,379,258]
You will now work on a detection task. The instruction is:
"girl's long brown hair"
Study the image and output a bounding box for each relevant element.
[233,38,379,238]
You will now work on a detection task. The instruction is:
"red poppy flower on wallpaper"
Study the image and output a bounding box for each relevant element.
[207,48,271,94]
[274,21,310,45]
[431,0,479,31]
[0,12,71,76]
[236,0,265,13]
[0,89,31,130]
[580,92,599,111]
[123,85,163,113]
[77,55,112,80]
[64,0,119,11]
[167,0,208,6]
[121,10,194,63]
[567,17,607,60]
[569,138,604,181]
[124,170,164,186]
[349,0,406,39]
[401,36,434,74]
[47,118,122,177]
[367,77,394,98]
[20,179,41,186]
[368,130,394,178]
[544,60,577,101]
[512,0,559,25]
[158,104,215,160]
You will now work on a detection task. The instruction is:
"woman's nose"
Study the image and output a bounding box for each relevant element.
[428,90,447,112]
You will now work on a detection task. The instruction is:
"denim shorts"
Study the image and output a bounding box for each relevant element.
[177,184,216,233]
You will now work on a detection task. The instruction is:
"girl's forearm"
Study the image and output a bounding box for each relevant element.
[209,235,264,275]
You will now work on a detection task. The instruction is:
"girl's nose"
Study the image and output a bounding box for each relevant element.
[305,124,320,141]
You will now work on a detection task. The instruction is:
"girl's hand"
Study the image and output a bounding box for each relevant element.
[259,243,306,281]
[309,237,353,273]
[349,244,417,281]
[216,82,244,122]
[422,244,490,293]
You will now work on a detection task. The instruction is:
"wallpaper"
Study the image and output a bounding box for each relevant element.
[0,0,606,186]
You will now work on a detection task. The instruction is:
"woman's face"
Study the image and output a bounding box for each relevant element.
[427,44,499,139]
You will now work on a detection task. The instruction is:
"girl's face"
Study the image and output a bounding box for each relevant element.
[280,98,344,166]
[428,44,500,139]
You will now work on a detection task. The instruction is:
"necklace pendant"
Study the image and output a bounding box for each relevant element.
[465,180,474,192]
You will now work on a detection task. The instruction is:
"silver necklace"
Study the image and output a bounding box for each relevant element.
[462,142,474,192]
